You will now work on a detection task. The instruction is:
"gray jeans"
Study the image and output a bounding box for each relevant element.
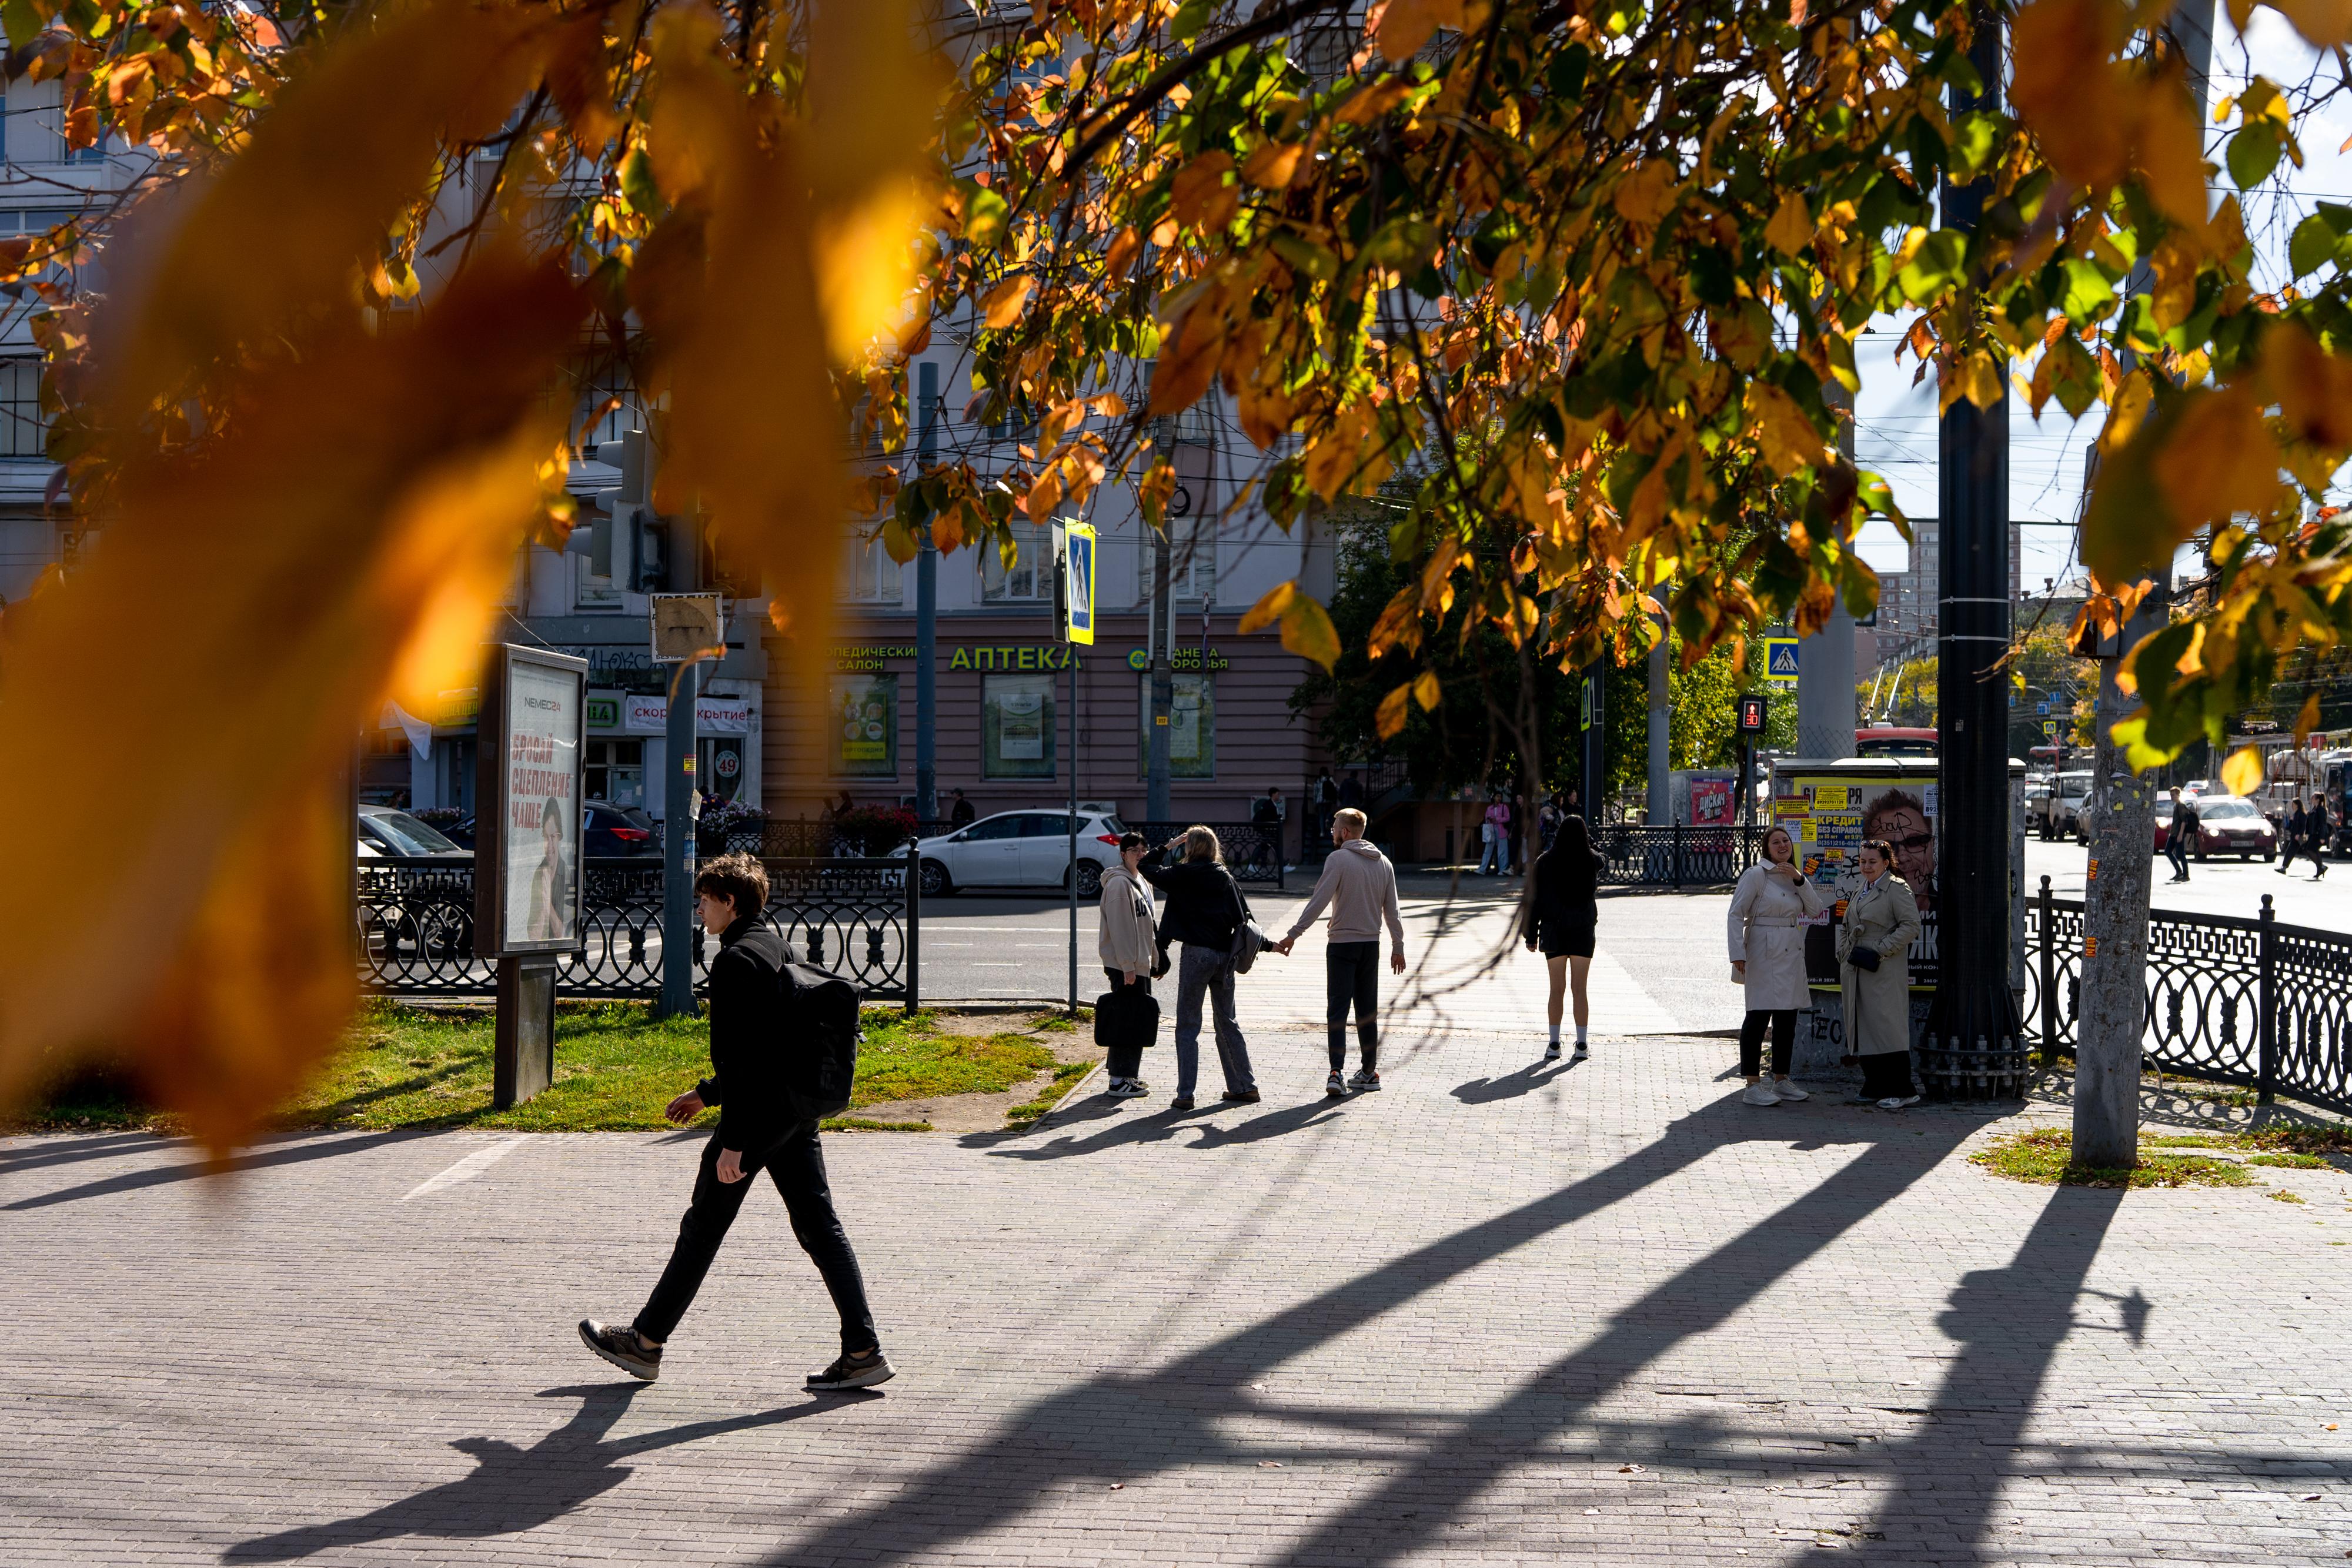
[1174,942,1255,1098]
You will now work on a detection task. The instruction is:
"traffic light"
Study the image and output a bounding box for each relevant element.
[1737,694,1769,736]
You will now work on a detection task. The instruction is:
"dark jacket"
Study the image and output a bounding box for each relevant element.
[1522,840,1598,944]
[2307,798,2332,844]
[2170,799,2198,837]
[950,798,976,825]
[2288,807,2310,844]
[1141,850,1251,948]
[694,917,793,1158]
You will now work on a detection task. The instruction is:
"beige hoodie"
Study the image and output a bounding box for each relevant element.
[1284,837,1405,948]
[1097,863,1158,975]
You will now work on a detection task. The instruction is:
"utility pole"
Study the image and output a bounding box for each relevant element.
[1925,0,2022,1097]
[1797,378,1858,762]
[1647,598,1669,822]
[916,360,938,823]
[657,461,700,1023]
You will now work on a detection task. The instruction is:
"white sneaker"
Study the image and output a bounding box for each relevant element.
[1545,1043,1562,1061]
[1876,1094,1922,1111]
[1572,1041,1589,1059]
[1107,1078,1148,1099]
[1772,1080,1809,1102]
[1742,1081,1781,1106]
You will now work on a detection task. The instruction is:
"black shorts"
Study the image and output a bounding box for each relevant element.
[1539,922,1595,959]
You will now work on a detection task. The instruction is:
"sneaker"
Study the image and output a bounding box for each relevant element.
[579,1319,662,1382]
[1773,1080,1809,1102]
[1326,1071,1346,1098]
[1170,1095,1195,1111]
[1572,1042,1589,1060]
[1221,1089,1262,1104]
[1876,1094,1922,1111]
[807,1349,894,1392]
[1545,1042,1562,1061]
[1349,1069,1382,1091]
[1741,1081,1781,1107]
[1107,1078,1148,1099]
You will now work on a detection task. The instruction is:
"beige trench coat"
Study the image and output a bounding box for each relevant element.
[1726,863,1827,1011]
[1836,874,1920,1056]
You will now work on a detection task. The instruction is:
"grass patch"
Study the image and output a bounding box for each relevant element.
[1972,1128,2254,1189]
[2141,1133,2233,1148]
[2269,1188,2309,1203]
[1006,1060,1095,1127]
[2239,1123,2352,1155]
[2248,1152,2330,1169]
[5,1001,1062,1135]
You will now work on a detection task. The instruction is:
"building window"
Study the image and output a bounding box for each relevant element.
[831,673,898,777]
[840,529,904,603]
[980,523,1051,601]
[1137,673,1215,778]
[1137,512,1216,604]
[585,738,646,808]
[0,359,43,459]
[983,672,1055,778]
[573,548,624,610]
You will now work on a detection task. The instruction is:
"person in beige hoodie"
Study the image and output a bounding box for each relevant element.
[1275,808,1406,1096]
[1096,832,1159,1099]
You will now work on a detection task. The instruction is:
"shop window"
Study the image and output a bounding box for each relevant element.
[840,529,905,603]
[831,673,898,777]
[585,738,646,808]
[1137,672,1214,778]
[979,523,1051,601]
[983,672,1055,778]
[699,735,747,802]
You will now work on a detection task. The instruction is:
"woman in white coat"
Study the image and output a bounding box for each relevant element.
[1728,825,1827,1106]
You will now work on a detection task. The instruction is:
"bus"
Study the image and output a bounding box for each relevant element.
[1855,725,1937,758]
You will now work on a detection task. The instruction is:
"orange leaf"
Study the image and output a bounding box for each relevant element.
[1238,579,1298,636]
[1171,151,1240,232]
[1147,292,1225,416]
[1743,382,1823,477]
[1242,142,1305,189]
[1105,225,1142,278]
[983,273,1033,329]
[1413,670,1441,709]
[2149,386,2277,530]
[1376,681,1413,738]
[1763,193,1813,257]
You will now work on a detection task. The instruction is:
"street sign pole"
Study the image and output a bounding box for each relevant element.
[650,593,724,1021]
[1056,521,1096,1015]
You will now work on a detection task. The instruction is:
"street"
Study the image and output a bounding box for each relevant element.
[2024,836,2352,929]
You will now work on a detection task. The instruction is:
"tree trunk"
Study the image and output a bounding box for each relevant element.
[2072,633,2158,1166]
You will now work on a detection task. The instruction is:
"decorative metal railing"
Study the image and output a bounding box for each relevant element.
[1131,821,1287,887]
[356,848,917,1006]
[2024,876,2350,1116]
[1592,823,1766,887]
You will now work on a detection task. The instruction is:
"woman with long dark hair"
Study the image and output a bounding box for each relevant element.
[1523,814,1599,1060]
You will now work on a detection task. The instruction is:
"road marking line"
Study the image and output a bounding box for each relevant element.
[401,1139,525,1203]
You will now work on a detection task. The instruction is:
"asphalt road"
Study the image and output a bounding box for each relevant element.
[2024,834,2352,929]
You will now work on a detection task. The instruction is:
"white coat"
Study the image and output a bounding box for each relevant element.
[1726,861,1827,1011]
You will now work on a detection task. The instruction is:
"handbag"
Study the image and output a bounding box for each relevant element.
[1850,945,1881,972]
[1094,986,1159,1049]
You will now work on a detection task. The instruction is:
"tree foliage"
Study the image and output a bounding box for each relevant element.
[12,0,2352,1143]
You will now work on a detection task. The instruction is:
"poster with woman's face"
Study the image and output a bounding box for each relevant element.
[502,661,583,950]
[1780,770,1939,993]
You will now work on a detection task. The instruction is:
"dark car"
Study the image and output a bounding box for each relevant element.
[435,801,660,857]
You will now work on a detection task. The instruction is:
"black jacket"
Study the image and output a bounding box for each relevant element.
[694,917,793,1156]
[1522,841,1598,942]
[2170,800,2198,835]
[2308,798,2333,842]
[1141,850,1250,948]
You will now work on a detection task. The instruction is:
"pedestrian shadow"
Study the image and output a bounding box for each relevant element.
[5,1129,432,1211]
[0,1130,172,1179]
[965,1095,1321,1159]
[1451,1058,1576,1103]
[753,1101,2004,1567]
[222,1382,874,1563]
[1185,1098,1348,1147]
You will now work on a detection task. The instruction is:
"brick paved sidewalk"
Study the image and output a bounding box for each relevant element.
[6,1025,2350,1566]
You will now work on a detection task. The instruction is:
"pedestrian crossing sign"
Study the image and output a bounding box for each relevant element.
[1056,521,1096,646]
[1764,637,1799,685]
[2042,720,2058,737]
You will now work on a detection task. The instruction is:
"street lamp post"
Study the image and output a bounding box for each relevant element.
[1926,0,2024,1098]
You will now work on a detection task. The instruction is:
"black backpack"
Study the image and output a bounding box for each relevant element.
[778,959,861,1120]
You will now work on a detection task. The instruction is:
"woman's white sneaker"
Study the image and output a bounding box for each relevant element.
[1772,1080,1809,1101]
[1741,1080,1781,1106]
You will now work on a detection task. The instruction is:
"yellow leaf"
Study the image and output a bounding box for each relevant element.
[2149,385,2277,531]
[1239,579,1298,636]
[2097,366,2155,454]
[804,0,943,361]
[1743,382,1822,477]
[983,274,1033,329]
[1242,142,1305,189]
[1281,593,1342,673]
[2011,0,2130,190]
[1413,669,1441,709]
[1147,287,1225,416]
[2297,690,2323,742]
[1611,159,1681,231]
[1376,682,1413,739]
[1171,151,1240,232]
[2271,0,2352,47]
[1763,193,1813,257]
[2133,85,2210,234]
[2222,744,2264,797]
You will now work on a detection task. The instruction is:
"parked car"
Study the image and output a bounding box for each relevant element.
[913,808,1127,897]
[428,801,660,857]
[2179,794,2278,862]
[357,805,469,860]
[2036,770,2093,841]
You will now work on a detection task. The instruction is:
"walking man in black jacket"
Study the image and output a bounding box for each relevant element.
[2165,788,2195,882]
[580,852,890,1392]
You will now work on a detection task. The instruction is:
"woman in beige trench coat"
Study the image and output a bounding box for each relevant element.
[1728,825,1826,1106]
[1837,838,1923,1108]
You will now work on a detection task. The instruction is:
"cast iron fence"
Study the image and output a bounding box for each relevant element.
[1593,823,1767,887]
[2023,875,2352,1116]
[1132,820,1286,887]
[357,845,918,1007]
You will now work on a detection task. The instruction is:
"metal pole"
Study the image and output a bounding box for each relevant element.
[2038,874,2058,1070]
[916,360,938,823]
[1068,644,1078,1014]
[1646,601,1669,823]
[1926,0,2020,1098]
[1147,519,1174,823]
[2257,892,2277,1105]
[904,835,920,1015]
[659,659,700,1019]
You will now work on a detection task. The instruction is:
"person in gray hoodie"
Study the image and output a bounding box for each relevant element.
[1275,808,1406,1096]
[1096,831,1158,1099]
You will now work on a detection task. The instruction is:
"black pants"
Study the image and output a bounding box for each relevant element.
[634,1125,877,1355]
[2165,834,2190,878]
[1326,940,1380,1072]
[1859,1049,1915,1100]
[1103,967,1148,1081]
[1739,1009,1796,1078]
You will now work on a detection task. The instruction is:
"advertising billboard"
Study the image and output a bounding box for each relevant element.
[474,645,590,958]
[1772,761,1939,994]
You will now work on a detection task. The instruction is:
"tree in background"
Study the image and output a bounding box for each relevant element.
[1859,656,1939,728]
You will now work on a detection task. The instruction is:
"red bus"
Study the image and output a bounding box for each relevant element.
[1855,726,1936,758]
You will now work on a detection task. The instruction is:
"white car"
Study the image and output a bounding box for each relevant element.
[914,809,1126,897]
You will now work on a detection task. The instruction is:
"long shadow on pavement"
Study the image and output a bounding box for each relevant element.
[223,1383,876,1562]
[0,1131,173,1178]
[1451,1057,1579,1103]
[5,1129,433,1211]
[753,1098,1993,1566]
